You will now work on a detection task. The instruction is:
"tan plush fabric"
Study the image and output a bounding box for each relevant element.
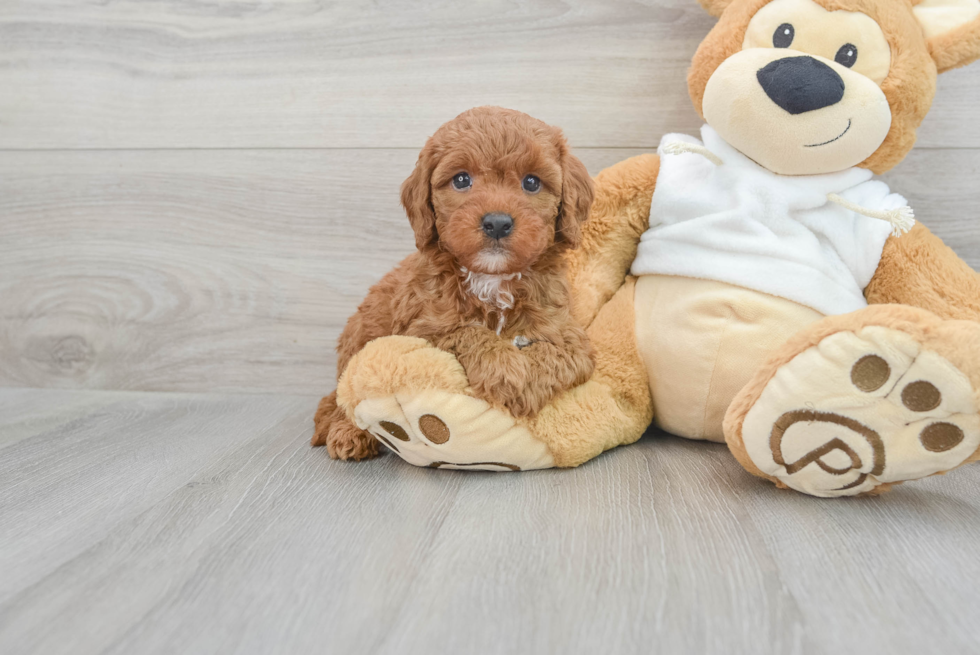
[743,0,893,84]
[562,0,980,483]
[865,222,980,321]
[353,388,556,472]
[927,14,980,71]
[634,275,823,443]
[339,336,556,470]
[724,304,980,493]
[337,336,470,418]
[914,0,980,72]
[565,154,660,329]
[679,0,980,495]
[701,47,894,175]
[739,324,979,497]
[336,275,653,470]
[690,0,939,175]
[528,278,653,468]
[699,0,738,16]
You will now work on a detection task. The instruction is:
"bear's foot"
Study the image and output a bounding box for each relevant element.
[354,390,554,471]
[727,309,980,497]
[337,336,555,472]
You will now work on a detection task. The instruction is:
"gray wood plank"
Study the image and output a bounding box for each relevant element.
[0,388,132,450]
[0,388,978,655]
[2,146,978,395]
[0,388,316,605]
[1,0,977,150]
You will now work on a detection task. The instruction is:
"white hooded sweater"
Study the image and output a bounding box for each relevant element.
[631,126,907,316]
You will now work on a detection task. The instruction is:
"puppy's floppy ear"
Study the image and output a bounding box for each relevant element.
[400,141,439,251]
[555,144,594,250]
[697,0,735,18]
[914,0,980,73]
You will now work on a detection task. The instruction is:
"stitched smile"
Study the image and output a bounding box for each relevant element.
[805,119,852,148]
[804,118,853,148]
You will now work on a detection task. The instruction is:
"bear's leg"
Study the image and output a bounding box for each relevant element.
[724,305,980,497]
[865,222,980,322]
[565,154,660,328]
[336,279,651,470]
[336,336,558,471]
[527,277,653,467]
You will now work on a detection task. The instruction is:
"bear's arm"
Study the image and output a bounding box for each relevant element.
[566,153,661,328]
[865,222,980,322]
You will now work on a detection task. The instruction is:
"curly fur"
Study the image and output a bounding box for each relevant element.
[313,106,597,461]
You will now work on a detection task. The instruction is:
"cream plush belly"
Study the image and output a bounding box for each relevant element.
[634,275,824,442]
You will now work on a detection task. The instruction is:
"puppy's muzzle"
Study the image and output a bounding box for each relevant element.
[482,213,514,240]
[757,56,845,115]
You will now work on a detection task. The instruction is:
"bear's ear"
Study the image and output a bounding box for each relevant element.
[914,0,980,72]
[697,0,736,18]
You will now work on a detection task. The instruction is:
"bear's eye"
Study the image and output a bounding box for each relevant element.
[522,175,542,194]
[452,172,472,191]
[835,44,859,68]
[773,23,795,48]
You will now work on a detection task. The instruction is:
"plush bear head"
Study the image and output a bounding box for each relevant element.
[690,0,980,175]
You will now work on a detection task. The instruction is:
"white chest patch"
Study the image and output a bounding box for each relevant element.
[461,268,520,312]
[460,267,523,335]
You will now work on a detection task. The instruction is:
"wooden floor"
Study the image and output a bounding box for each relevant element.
[4,1,980,653]
[2,387,980,655]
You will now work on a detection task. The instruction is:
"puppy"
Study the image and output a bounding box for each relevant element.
[313,106,596,461]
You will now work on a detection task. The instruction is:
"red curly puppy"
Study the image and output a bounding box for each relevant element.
[313,106,597,461]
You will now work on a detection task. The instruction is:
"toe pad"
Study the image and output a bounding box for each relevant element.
[354,389,555,472]
[743,327,980,497]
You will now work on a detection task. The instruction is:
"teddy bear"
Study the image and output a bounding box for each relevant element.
[329,0,980,497]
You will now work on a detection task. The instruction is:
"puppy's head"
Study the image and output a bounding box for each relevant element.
[400,107,594,275]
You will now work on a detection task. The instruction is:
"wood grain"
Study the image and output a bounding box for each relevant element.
[2,147,978,395]
[0,147,645,394]
[0,388,978,655]
[0,389,316,606]
[1,0,978,150]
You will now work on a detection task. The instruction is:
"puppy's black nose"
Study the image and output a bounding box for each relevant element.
[482,213,513,240]
[757,56,845,115]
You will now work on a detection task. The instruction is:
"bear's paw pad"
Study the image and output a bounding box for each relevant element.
[742,327,980,497]
[353,389,555,472]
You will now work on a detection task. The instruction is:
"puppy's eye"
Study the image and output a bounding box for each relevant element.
[452,172,472,191]
[835,44,858,68]
[773,23,794,48]
[522,175,542,194]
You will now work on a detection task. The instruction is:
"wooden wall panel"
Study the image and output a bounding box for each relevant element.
[1,0,978,150]
[0,148,644,393]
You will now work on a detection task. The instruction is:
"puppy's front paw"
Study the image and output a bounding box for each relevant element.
[475,376,535,417]
[462,354,531,417]
[312,393,338,447]
[502,393,547,419]
[515,345,596,418]
[326,419,381,461]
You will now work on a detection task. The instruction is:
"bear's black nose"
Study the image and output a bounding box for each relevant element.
[482,213,514,240]
[757,56,845,115]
